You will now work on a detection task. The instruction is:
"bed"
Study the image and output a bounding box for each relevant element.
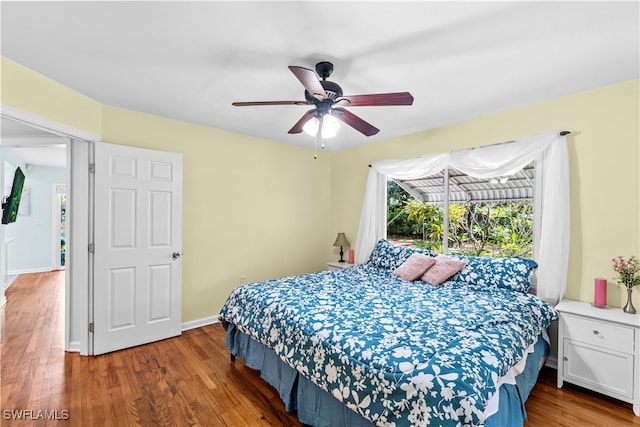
[219,240,558,426]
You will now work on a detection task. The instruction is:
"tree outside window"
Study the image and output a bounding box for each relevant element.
[387,165,534,258]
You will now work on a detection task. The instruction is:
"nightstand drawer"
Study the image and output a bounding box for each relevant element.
[563,313,635,353]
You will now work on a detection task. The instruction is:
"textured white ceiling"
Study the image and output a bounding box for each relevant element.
[1,1,639,153]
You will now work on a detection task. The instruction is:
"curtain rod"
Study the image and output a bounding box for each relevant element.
[368,131,571,167]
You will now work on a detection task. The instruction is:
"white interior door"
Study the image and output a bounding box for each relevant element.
[93,142,183,355]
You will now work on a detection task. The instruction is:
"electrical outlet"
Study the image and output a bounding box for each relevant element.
[240,275,246,285]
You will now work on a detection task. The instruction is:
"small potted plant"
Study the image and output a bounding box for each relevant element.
[612,255,640,314]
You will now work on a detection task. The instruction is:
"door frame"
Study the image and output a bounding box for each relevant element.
[51,183,66,271]
[1,104,97,355]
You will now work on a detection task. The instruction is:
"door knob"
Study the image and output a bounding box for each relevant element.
[172,252,182,260]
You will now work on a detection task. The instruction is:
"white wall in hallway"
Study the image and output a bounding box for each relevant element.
[2,148,66,274]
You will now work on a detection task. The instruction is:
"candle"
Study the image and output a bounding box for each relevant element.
[348,249,355,264]
[594,278,607,307]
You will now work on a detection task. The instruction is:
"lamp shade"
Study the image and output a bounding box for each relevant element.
[333,233,350,247]
[303,114,339,138]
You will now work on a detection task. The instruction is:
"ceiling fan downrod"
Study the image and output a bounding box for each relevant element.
[315,61,334,80]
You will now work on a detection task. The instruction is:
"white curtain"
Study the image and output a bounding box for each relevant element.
[355,131,569,304]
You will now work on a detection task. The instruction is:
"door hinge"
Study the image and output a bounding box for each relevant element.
[89,322,94,333]
[89,163,95,174]
[88,243,94,254]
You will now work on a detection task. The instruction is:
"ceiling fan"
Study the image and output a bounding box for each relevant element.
[232,61,414,138]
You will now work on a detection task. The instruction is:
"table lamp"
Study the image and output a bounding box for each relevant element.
[333,233,350,263]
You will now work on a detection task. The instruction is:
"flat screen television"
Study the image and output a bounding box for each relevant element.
[1,167,26,224]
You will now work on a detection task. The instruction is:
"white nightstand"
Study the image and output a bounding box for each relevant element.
[556,299,640,416]
[327,261,354,271]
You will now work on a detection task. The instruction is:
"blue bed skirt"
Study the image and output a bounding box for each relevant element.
[224,323,548,426]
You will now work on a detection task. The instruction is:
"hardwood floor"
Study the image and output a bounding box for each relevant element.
[2,271,639,426]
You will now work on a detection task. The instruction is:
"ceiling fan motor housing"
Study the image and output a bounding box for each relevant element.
[305,80,343,104]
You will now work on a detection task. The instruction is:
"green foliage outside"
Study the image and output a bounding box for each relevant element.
[387,181,534,257]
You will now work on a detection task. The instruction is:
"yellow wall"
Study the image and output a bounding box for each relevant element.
[101,107,332,319]
[3,55,639,317]
[1,57,102,135]
[330,79,640,309]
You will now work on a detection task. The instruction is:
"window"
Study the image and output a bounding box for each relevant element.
[357,131,568,303]
[387,163,535,257]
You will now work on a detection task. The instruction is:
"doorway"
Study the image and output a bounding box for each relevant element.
[1,111,183,356]
[0,113,87,353]
[1,130,67,276]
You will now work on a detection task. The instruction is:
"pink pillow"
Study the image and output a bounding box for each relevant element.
[392,253,436,281]
[421,255,466,285]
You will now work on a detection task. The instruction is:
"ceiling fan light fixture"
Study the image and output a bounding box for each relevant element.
[303,114,339,138]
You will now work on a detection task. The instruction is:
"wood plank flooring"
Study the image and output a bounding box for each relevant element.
[2,271,640,426]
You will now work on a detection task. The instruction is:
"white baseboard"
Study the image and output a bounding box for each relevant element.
[62,317,219,354]
[181,315,220,331]
[8,267,54,276]
[66,341,81,353]
[545,356,558,370]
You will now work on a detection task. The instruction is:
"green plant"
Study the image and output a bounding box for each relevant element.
[388,189,534,257]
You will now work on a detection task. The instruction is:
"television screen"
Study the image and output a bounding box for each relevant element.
[1,167,26,224]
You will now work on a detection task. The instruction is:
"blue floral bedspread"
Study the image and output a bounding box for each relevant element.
[219,264,557,427]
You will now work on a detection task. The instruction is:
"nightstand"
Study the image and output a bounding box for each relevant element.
[556,299,640,416]
[327,261,354,271]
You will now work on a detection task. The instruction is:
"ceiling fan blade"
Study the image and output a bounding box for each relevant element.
[330,107,379,136]
[289,66,328,100]
[288,109,317,134]
[232,100,309,106]
[336,92,414,107]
